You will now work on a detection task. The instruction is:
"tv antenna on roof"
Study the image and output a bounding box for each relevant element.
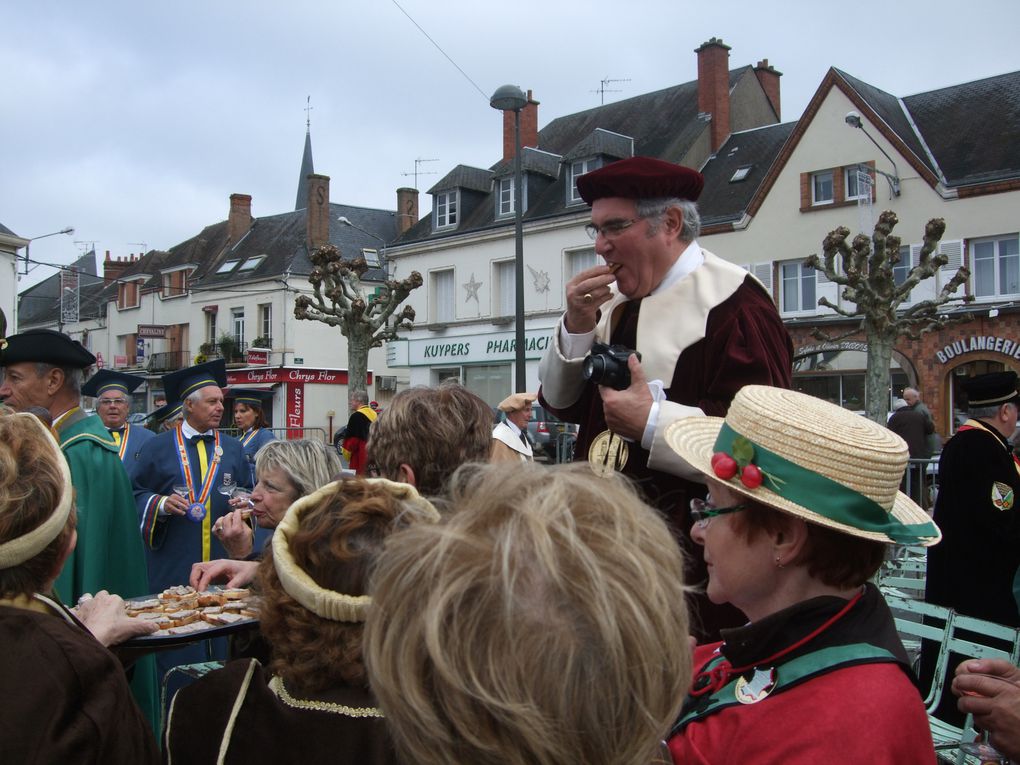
[401,157,439,190]
[591,77,631,105]
[128,242,148,254]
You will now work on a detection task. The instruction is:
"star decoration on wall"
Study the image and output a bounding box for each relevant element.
[528,265,550,294]
[463,273,482,303]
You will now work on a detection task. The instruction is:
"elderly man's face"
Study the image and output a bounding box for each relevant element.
[508,406,532,430]
[0,362,53,412]
[97,391,130,429]
[590,197,680,299]
[185,385,224,432]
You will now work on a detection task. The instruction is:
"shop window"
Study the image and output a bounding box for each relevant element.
[972,235,1020,298]
[779,260,816,314]
[465,364,512,408]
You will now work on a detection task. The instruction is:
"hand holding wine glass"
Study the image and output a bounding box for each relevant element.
[954,659,1020,763]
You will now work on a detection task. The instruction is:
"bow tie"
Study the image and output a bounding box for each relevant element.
[191,433,214,443]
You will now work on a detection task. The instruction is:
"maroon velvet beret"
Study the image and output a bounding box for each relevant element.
[576,156,704,205]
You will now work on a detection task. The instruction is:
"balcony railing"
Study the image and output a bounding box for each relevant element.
[147,350,191,373]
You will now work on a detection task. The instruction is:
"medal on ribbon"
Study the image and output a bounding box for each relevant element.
[588,430,629,476]
[173,426,223,524]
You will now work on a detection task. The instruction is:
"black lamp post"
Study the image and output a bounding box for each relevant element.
[490,84,528,393]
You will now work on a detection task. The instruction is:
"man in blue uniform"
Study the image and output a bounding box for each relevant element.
[132,360,260,594]
[82,369,155,479]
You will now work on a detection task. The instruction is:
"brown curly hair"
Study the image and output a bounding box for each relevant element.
[0,411,77,598]
[256,478,422,695]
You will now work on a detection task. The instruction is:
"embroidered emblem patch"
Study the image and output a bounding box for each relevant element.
[991,482,1014,511]
[735,667,777,704]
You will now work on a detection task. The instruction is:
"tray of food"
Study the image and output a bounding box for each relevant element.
[121,584,260,647]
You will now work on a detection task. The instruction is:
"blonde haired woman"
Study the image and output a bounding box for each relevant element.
[365,462,691,765]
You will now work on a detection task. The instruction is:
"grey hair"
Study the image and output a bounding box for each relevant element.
[33,363,83,396]
[255,439,343,497]
[970,402,1014,419]
[636,197,701,242]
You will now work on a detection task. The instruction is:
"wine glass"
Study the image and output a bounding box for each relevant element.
[217,473,236,497]
[230,486,253,508]
[959,731,1009,764]
[172,484,189,500]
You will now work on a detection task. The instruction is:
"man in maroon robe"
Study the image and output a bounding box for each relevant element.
[538,156,793,640]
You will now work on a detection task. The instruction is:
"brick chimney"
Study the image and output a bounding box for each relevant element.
[306,174,331,250]
[103,251,134,286]
[754,58,782,120]
[228,193,253,243]
[396,187,419,234]
[696,37,732,152]
[501,89,540,163]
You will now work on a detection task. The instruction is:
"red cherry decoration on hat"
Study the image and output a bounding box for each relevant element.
[712,453,738,480]
[740,464,763,489]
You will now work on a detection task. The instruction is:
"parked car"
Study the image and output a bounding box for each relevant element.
[527,404,578,462]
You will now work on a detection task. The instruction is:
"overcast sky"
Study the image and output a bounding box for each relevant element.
[4,0,1017,291]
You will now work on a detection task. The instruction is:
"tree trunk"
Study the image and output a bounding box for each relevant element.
[347,328,370,410]
[864,330,894,424]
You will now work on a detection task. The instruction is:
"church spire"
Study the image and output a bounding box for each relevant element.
[295,96,315,210]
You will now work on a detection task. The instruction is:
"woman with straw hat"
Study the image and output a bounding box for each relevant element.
[663,385,940,764]
[164,477,439,764]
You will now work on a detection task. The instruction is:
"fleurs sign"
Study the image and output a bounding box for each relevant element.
[246,348,270,366]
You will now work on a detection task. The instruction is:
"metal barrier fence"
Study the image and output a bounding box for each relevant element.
[217,427,329,444]
[903,456,939,514]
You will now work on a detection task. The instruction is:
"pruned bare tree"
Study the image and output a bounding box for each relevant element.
[804,211,973,423]
[294,244,422,407]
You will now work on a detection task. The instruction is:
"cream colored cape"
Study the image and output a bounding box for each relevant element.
[538,250,755,479]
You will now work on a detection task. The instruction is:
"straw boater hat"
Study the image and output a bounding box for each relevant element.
[497,392,537,414]
[271,478,440,622]
[665,385,941,546]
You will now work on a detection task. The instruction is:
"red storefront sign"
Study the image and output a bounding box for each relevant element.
[286,382,304,439]
[245,348,270,366]
[226,367,373,386]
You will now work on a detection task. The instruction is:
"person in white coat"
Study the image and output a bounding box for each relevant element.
[491,393,536,463]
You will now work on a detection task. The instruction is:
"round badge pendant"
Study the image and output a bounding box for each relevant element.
[214,445,224,458]
[734,667,777,705]
[186,502,208,523]
[588,430,629,477]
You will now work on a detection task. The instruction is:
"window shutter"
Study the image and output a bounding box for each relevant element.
[939,240,964,270]
[752,263,773,291]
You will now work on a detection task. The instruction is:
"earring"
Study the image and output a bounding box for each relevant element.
[774,554,784,569]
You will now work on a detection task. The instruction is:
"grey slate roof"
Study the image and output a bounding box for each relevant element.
[17,250,110,328]
[429,165,494,195]
[399,68,759,246]
[698,122,797,228]
[903,70,1020,187]
[0,222,17,237]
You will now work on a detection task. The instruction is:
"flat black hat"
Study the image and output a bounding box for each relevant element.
[162,359,227,406]
[229,388,274,408]
[0,328,95,368]
[82,369,146,398]
[962,371,1020,407]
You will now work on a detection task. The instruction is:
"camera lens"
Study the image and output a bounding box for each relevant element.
[583,356,604,383]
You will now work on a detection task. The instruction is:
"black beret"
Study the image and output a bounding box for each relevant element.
[577,156,704,205]
[0,329,95,368]
[962,371,1020,407]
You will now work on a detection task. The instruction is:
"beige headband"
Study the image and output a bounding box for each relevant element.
[272,477,440,622]
[0,413,74,569]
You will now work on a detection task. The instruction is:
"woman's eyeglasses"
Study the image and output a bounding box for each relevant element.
[689,497,748,528]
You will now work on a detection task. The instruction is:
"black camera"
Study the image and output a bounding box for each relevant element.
[582,342,641,390]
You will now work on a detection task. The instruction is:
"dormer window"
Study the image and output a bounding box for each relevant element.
[434,190,459,230]
[496,178,515,217]
[216,259,241,274]
[161,267,192,299]
[568,158,601,204]
[237,255,265,272]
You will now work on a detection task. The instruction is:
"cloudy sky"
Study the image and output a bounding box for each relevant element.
[4,0,1017,291]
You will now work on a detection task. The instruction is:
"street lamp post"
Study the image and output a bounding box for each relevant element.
[844,111,901,198]
[490,84,528,393]
[21,227,75,276]
[337,216,388,272]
